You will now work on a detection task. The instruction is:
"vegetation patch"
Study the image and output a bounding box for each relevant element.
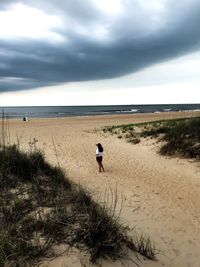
[100,117,200,159]
[102,124,141,145]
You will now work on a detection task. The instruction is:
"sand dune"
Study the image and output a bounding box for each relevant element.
[8,111,200,267]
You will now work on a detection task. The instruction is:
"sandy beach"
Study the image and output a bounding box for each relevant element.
[7,111,200,267]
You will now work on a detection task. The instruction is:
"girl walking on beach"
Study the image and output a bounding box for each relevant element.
[96,143,105,173]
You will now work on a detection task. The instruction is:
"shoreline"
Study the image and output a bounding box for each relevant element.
[2,109,200,122]
[1,104,200,121]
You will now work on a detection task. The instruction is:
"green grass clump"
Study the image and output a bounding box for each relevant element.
[140,117,200,158]
[101,124,141,145]
[128,137,140,144]
[101,117,200,159]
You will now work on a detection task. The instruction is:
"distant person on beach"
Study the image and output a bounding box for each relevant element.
[23,117,28,122]
[96,143,105,173]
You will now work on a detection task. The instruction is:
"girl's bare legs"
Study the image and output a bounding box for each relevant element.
[100,163,105,172]
[98,162,101,172]
[97,162,104,172]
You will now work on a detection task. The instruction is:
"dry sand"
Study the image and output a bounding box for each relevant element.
[7,111,200,267]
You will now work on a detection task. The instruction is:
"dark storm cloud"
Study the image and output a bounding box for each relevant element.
[0,0,200,91]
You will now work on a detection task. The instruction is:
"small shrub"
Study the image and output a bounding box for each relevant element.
[128,138,140,144]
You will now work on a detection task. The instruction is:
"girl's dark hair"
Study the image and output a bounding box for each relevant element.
[97,143,103,152]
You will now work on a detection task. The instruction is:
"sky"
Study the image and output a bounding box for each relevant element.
[0,0,200,105]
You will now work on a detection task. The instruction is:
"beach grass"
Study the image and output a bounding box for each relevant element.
[101,116,200,159]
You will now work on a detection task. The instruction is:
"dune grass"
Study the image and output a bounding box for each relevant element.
[141,117,200,158]
[101,124,141,144]
[0,115,156,266]
[101,117,200,159]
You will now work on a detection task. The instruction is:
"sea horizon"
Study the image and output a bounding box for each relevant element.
[1,104,200,119]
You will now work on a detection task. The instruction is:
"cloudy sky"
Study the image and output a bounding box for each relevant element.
[0,0,200,105]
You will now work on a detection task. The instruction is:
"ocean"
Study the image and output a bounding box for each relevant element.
[0,104,200,119]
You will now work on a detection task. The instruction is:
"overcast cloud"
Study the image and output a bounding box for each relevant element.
[0,0,200,92]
